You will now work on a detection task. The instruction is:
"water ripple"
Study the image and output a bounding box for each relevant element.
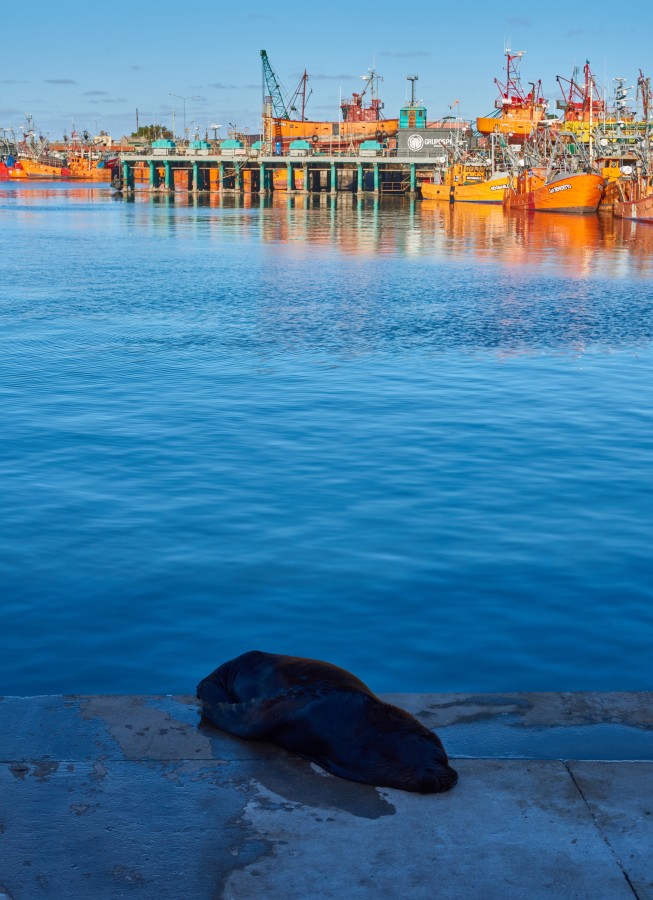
[1,185,652,695]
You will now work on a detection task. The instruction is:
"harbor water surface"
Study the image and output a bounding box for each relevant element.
[1,184,652,696]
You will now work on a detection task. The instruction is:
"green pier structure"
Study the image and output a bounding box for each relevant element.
[116,152,447,198]
[115,77,470,199]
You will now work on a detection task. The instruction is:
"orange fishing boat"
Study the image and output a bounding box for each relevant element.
[476,49,547,144]
[504,168,605,213]
[9,157,70,179]
[7,123,70,177]
[421,162,510,203]
[66,152,115,181]
[613,170,653,221]
[261,51,398,154]
[6,116,70,177]
[594,150,642,211]
[266,114,398,154]
[614,192,653,221]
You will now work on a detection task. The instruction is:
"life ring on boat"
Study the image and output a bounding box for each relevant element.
[312,134,319,143]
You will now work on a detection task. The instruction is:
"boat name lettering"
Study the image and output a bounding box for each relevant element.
[490,183,509,191]
[549,183,572,194]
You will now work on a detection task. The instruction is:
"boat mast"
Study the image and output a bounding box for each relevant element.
[588,63,593,165]
[300,70,308,121]
[637,70,652,137]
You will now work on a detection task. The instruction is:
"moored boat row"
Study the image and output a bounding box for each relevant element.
[3,49,652,220]
[0,121,117,181]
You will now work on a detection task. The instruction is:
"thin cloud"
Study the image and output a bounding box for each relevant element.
[249,12,272,18]
[508,16,532,26]
[83,90,108,96]
[310,73,357,81]
[90,97,128,105]
[2,79,27,84]
[44,79,77,85]
[381,51,431,58]
[130,65,143,71]
[208,82,237,90]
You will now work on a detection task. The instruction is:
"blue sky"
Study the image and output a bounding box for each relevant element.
[1,0,651,140]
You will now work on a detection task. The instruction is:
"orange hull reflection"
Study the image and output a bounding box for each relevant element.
[419,199,653,275]
[99,192,653,275]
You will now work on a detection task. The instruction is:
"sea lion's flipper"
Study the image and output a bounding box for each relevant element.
[198,690,299,740]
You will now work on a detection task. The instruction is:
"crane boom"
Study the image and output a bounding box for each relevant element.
[261,50,291,119]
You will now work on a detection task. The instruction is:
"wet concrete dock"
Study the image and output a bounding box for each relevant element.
[1,692,652,899]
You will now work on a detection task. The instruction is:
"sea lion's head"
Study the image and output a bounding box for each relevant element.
[364,703,458,793]
[395,731,458,794]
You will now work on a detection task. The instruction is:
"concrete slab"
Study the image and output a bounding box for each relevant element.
[568,762,653,900]
[0,695,650,899]
[390,692,653,760]
[2,692,651,762]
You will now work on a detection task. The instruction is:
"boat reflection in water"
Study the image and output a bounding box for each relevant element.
[419,199,653,277]
[108,188,653,276]
[10,180,646,276]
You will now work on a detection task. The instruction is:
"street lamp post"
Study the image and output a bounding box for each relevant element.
[169,93,200,141]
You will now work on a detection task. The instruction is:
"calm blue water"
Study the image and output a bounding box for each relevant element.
[1,183,652,696]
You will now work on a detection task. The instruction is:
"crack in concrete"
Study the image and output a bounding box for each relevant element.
[564,761,640,899]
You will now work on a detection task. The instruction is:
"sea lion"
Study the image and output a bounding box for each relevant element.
[196,650,458,794]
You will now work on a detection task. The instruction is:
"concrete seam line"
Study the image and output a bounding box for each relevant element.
[563,761,640,900]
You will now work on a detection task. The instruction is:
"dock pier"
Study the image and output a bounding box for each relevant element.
[116,153,429,198]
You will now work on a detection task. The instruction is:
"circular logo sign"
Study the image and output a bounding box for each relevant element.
[407,133,424,151]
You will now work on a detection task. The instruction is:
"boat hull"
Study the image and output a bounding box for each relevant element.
[9,158,70,178]
[66,155,114,181]
[476,113,543,144]
[614,193,653,222]
[266,117,398,153]
[421,174,510,203]
[506,172,604,214]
